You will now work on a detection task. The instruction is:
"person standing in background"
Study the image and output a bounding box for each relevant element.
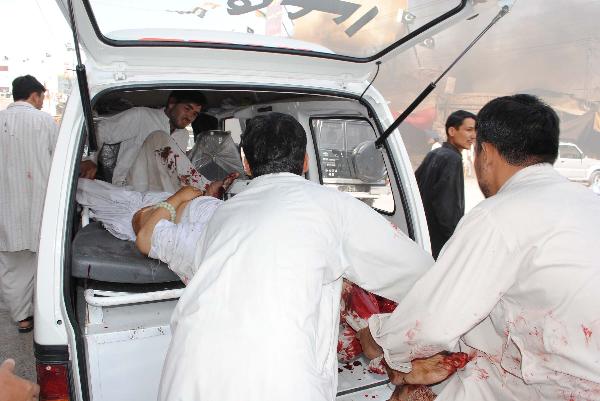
[0,75,59,333]
[415,110,476,259]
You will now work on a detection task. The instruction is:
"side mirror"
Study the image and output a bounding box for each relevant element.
[352,141,387,183]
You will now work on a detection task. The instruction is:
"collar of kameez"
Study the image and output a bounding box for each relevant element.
[7,101,35,110]
[247,172,304,187]
[442,141,461,155]
[497,163,554,194]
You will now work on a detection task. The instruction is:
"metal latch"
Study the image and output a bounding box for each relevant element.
[112,62,127,81]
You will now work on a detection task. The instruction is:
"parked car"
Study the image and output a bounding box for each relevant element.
[35,0,478,400]
[554,142,600,186]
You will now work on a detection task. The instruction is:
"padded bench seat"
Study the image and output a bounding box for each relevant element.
[72,222,179,283]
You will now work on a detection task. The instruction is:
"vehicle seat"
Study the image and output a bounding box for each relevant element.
[188,130,245,181]
[96,142,121,183]
[71,222,179,283]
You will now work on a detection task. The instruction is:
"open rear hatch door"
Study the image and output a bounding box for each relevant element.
[55,0,473,88]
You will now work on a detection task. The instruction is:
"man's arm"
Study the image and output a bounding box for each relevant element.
[339,195,434,303]
[134,186,203,255]
[80,108,145,179]
[366,207,518,372]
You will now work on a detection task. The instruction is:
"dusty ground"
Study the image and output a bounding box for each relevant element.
[0,297,35,382]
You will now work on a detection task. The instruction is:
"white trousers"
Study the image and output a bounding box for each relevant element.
[0,250,36,322]
[127,131,210,193]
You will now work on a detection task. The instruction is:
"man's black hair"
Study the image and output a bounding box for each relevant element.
[192,113,219,141]
[12,75,45,102]
[167,90,207,108]
[240,112,307,177]
[445,109,476,136]
[475,94,560,166]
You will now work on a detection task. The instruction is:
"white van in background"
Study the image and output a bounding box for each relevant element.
[34,1,480,400]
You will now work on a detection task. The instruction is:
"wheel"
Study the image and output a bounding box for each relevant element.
[590,171,600,187]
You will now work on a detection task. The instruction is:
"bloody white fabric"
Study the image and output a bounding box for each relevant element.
[0,250,36,322]
[0,101,58,252]
[338,281,396,374]
[158,173,433,401]
[369,164,600,401]
[91,107,189,186]
[127,130,211,192]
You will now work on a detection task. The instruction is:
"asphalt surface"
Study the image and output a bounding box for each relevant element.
[0,297,36,382]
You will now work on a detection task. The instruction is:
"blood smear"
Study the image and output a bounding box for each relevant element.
[442,352,469,370]
[337,282,398,374]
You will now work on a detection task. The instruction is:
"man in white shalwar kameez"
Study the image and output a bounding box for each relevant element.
[0,75,58,332]
[154,112,434,401]
[79,91,208,191]
[359,94,600,401]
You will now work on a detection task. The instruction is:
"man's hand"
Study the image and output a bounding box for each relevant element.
[386,352,469,386]
[356,327,383,360]
[79,160,97,179]
[205,172,240,199]
[0,359,40,401]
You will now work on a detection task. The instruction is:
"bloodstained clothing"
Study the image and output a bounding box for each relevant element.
[158,172,433,401]
[0,101,58,322]
[90,107,190,187]
[415,142,464,259]
[127,130,210,192]
[369,164,600,401]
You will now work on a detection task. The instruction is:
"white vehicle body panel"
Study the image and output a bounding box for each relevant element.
[555,142,600,183]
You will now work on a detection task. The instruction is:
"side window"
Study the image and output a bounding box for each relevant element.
[560,145,582,159]
[311,118,394,213]
[224,118,243,144]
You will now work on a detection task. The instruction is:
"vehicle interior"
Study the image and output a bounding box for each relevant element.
[66,86,410,399]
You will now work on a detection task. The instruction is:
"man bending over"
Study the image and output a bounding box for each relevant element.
[149,112,436,401]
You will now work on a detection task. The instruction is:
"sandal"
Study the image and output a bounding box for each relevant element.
[17,316,33,333]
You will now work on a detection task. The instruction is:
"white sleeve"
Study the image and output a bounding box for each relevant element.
[149,220,206,284]
[368,207,518,372]
[340,195,434,303]
[95,108,145,154]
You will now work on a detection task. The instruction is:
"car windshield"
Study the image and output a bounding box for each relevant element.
[85,0,461,59]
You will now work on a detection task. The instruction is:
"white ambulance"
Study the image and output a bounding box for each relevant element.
[34,0,489,400]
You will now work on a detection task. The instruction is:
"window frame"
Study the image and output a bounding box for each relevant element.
[309,115,396,215]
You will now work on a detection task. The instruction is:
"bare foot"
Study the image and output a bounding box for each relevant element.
[385,352,469,386]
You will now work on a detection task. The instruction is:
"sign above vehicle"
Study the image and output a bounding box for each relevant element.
[56,0,471,86]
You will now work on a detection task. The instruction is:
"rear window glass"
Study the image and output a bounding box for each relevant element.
[86,0,462,59]
[311,118,394,213]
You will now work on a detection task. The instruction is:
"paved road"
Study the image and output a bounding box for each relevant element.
[0,297,35,382]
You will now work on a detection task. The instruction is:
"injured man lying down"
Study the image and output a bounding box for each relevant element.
[76,174,238,284]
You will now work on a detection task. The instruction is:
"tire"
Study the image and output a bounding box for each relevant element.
[590,171,600,186]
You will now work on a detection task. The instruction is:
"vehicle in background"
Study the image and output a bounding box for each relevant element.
[554,141,600,186]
